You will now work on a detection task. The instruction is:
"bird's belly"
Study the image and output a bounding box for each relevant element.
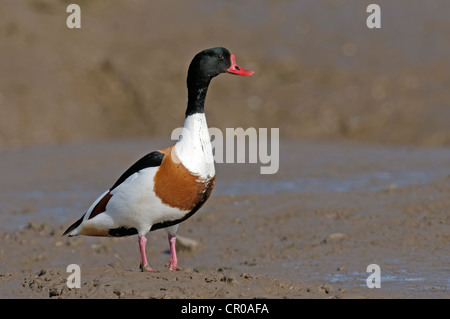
[105,168,189,232]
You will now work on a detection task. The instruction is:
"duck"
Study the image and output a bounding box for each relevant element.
[63,47,254,272]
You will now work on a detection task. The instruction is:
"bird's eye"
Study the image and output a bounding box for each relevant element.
[218,54,224,60]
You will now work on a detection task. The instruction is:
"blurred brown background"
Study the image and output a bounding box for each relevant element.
[1,0,449,149]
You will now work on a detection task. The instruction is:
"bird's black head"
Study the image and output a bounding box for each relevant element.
[188,47,254,83]
[185,47,254,117]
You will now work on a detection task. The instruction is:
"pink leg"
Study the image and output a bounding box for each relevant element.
[138,235,154,272]
[165,234,178,271]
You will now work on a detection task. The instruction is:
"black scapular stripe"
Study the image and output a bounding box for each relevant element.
[62,151,165,237]
[110,151,165,191]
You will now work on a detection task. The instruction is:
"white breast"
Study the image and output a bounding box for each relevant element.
[174,113,215,179]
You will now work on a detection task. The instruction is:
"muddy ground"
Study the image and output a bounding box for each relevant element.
[0,139,448,299]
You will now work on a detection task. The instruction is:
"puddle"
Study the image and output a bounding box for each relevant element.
[0,188,99,231]
[2,167,444,230]
[327,270,449,291]
[216,168,445,195]
[278,261,450,293]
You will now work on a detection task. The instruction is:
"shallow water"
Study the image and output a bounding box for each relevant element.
[1,167,443,233]
[4,167,442,231]
[282,260,450,293]
[217,168,446,195]
[2,139,450,228]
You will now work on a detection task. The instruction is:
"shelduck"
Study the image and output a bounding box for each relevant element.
[63,47,254,271]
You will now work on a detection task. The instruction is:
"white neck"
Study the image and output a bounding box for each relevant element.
[174,113,215,179]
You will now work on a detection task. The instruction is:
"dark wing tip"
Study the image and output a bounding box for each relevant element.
[62,214,85,236]
[63,151,165,236]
